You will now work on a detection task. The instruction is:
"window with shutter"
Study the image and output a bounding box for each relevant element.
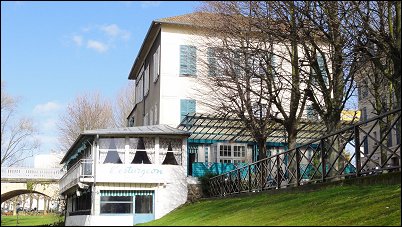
[317,54,329,86]
[180,99,196,121]
[180,45,197,76]
[153,45,160,83]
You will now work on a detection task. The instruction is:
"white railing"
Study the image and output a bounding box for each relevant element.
[59,159,93,193]
[1,167,65,180]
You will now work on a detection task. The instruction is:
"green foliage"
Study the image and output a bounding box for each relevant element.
[1,214,63,226]
[198,172,218,197]
[26,181,36,191]
[138,183,401,226]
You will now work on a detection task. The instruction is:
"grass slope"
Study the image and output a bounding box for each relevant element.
[1,214,63,226]
[140,184,401,226]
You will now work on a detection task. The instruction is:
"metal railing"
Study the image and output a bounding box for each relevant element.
[59,159,93,192]
[209,108,401,197]
[1,167,64,181]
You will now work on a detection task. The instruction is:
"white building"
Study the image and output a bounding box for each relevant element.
[357,75,400,170]
[34,151,63,169]
[126,12,329,177]
[59,125,190,226]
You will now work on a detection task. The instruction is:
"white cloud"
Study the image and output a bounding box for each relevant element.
[72,35,83,46]
[87,40,109,53]
[140,1,161,8]
[33,101,62,115]
[100,24,131,40]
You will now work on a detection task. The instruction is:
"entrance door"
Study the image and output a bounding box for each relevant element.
[134,193,154,224]
[189,153,196,175]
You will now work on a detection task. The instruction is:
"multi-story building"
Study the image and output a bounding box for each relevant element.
[357,75,400,170]
[126,12,330,177]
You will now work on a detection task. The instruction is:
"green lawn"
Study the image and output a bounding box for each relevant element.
[1,214,63,226]
[140,184,401,226]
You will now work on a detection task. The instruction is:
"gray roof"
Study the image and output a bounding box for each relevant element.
[82,124,191,136]
[61,125,190,164]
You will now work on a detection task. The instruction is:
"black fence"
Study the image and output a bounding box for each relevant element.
[209,108,401,197]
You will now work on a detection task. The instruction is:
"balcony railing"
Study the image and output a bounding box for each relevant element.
[59,159,93,193]
[209,108,401,197]
[1,167,64,181]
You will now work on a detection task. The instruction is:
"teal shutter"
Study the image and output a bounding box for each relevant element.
[189,46,197,75]
[271,54,276,78]
[180,99,188,121]
[180,45,196,76]
[207,47,217,76]
[180,99,196,121]
[188,99,196,114]
[180,45,188,75]
[317,54,328,86]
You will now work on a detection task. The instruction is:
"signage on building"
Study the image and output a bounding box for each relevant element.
[341,110,361,122]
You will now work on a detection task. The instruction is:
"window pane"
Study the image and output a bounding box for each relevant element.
[135,195,153,214]
[101,196,132,202]
[100,203,132,214]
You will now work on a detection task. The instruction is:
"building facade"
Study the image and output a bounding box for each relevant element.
[127,13,329,177]
[357,76,400,170]
[59,125,190,226]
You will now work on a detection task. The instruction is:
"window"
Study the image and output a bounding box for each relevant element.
[180,45,197,76]
[363,138,368,155]
[154,104,158,125]
[100,196,132,214]
[207,47,217,77]
[387,132,393,147]
[135,67,144,104]
[180,99,196,121]
[135,195,153,214]
[153,45,160,83]
[144,64,150,96]
[306,104,318,120]
[149,108,153,126]
[219,145,231,157]
[361,107,367,122]
[100,191,154,215]
[317,54,329,86]
[128,117,135,127]
[252,103,267,118]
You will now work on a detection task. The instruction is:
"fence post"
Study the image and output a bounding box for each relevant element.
[229,172,232,194]
[321,139,326,182]
[221,175,224,196]
[354,126,361,177]
[295,148,301,186]
[276,156,280,189]
[261,160,264,191]
[248,165,252,192]
[237,169,241,193]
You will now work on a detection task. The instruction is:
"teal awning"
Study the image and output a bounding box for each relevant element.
[100,190,154,196]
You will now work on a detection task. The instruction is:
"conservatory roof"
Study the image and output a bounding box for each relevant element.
[177,113,353,145]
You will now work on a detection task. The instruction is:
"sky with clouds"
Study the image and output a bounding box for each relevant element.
[1,1,200,167]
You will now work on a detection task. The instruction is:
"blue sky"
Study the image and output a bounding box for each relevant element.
[1,1,200,166]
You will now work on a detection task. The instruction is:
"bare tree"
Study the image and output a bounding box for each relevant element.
[1,81,39,167]
[353,1,401,109]
[295,1,360,133]
[113,81,136,127]
[195,1,309,160]
[58,91,114,151]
